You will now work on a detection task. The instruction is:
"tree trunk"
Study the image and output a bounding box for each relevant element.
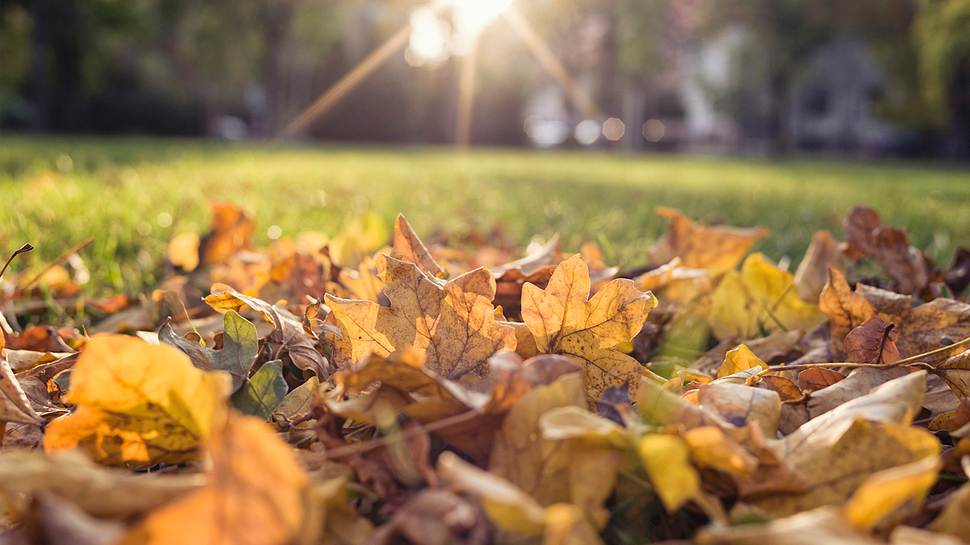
[766,70,792,156]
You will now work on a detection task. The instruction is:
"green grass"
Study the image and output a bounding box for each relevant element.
[2,135,970,297]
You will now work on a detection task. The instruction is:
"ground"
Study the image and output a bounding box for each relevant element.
[2,135,969,296]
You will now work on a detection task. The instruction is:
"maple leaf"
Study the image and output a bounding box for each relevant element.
[708,253,825,340]
[120,413,310,545]
[326,255,515,379]
[392,213,445,278]
[43,334,230,465]
[520,254,657,400]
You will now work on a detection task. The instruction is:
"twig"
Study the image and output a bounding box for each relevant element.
[763,335,970,373]
[0,244,33,281]
[19,238,93,292]
[323,410,479,459]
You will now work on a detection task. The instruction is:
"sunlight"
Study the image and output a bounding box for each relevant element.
[451,0,516,53]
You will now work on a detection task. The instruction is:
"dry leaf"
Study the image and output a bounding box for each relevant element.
[393,214,445,278]
[844,317,901,364]
[647,207,768,276]
[794,231,843,302]
[696,507,882,545]
[716,344,768,378]
[843,455,940,531]
[200,202,255,265]
[637,433,700,512]
[0,356,41,424]
[843,207,932,296]
[521,254,657,400]
[0,449,201,518]
[43,335,229,465]
[121,413,310,545]
[327,255,515,379]
[708,253,825,340]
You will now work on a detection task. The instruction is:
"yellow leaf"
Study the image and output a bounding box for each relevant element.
[44,335,230,465]
[708,253,825,340]
[167,232,200,271]
[439,451,547,536]
[638,433,700,512]
[844,455,941,531]
[521,254,657,400]
[200,202,254,265]
[684,426,757,476]
[121,414,309,545]
[542,504,606,545]
[648,207,768,276]
[326,255,515,378]
[329,211,388,267]
[489,371,620,529]
[716,344,768,378]
[392,213,444,277]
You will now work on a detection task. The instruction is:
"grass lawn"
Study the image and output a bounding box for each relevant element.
[2,135,970,296]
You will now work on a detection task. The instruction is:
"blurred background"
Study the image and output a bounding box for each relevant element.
[4,0,970,158]
[3,0,970,302]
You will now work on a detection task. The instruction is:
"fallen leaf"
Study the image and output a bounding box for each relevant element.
[231,360,287,419]
[121,413,310,545]
[43,335,229,465]
[167,232,200,271]
[521,254,657,400]
[843,455,940,531]
[393,213,444,278]
[819,268,878,356]
[0,356,41,424]
[794,231,844,302]
[0,449,201,518]
[638,433,700,512]
[797,367,846,392]
[708,253,825,340]
[843,207,932,296]
[929,479,970,539]
[489,370,620,528]
[696,507,882,545]
[944,247,970,295]
[647,207,768,276]
[717,344,768,378]
[199,202,255,265]
[683,426,757,476]
[698,381,781,436]
[327,255,515,379]
[936,349,970,398]
[844,317,901,364]
[205,285,329,378]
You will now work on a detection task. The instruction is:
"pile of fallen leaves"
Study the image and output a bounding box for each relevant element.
[1,204,970,545]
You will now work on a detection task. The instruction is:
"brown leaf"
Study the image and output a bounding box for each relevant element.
[648,207,768,276]
[936,349,970,398]
[370,490,490,545]
[944,247,970,295]
[393,214,445,278]
[0,356,41,424]
[521,255,657,400]
[796,367,846,392]
[326,256,515,379]
[843,207,932,296]
[200,202,255,265]
[794,231,844,303]
[844,317,901,364]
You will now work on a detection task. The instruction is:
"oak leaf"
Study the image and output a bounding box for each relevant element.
[708,253,825,340]
[43,335,230,465]
[521,254,657,400]
[326,255,515,379]
[843,207,932,296]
